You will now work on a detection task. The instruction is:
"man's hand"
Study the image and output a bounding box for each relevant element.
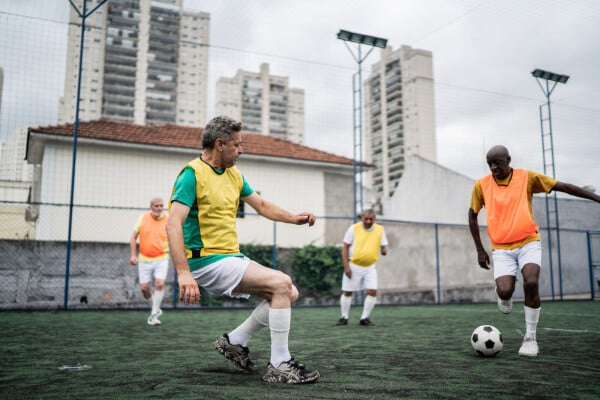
[477,248,491,270]
[295,212,316,226]
[344,265,352,279]
[177,271,201,305]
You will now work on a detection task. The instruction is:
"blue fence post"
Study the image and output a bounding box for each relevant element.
[435,223,441,304]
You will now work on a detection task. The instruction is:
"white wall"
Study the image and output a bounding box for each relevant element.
[382,154,481,225]
[34,140,334,246]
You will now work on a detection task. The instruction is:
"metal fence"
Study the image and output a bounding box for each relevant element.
[1,5,600,309]
[1,201,598,310]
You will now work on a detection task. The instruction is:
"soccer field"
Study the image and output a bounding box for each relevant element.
[2,301,599,399]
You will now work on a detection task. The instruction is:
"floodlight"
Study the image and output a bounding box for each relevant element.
[337,29,387,49]
[531,69,569,84]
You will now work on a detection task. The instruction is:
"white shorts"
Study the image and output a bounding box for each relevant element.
[341,262,378,292]
[138,257,169,284]
[492,240,542,280]
[191,256,252,299]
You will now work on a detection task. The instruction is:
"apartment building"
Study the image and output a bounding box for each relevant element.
[215,63,305,144]
[364,45,436,199]
[58,0,209,127]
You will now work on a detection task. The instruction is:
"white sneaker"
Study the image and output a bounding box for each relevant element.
[518,333,539,357]
[147,310,162,326]
[496,289,513,314]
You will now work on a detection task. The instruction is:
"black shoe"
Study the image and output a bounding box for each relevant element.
[359,318,374,326]
[213,333,257,371]
[336,317,348,326]
[262,358,320,384]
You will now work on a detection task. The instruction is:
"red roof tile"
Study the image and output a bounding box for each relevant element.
[29,120,355,166]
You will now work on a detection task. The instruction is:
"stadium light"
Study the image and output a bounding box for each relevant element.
[337,30,388,49]
[337,29,388,221]
[531,68,569,84]
[531,67,569,301]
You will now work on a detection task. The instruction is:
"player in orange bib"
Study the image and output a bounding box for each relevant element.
[130,197,170,325]
[469,145,600,356]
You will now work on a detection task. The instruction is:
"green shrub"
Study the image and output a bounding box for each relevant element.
[291,244,343,300]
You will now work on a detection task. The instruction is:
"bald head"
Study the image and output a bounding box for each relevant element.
[486,145,510,160]
[486,145,512,180]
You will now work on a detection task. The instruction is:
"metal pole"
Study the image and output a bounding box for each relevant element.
[64,0,108,309]
[357,46,364,215]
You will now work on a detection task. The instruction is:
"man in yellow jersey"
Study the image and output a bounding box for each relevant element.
[469,145,600,356]
[129,197,169,325]
[166,116,319,384]
[336,209,388,327]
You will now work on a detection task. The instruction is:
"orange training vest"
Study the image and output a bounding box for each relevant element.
[479,169,538,245]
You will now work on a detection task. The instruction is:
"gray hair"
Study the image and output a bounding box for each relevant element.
[202,116,243,149]
[149,197,163,207]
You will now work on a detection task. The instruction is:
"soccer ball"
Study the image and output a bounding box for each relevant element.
[471,325,503,357]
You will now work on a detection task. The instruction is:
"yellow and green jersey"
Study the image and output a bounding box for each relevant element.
[170,157,254,270]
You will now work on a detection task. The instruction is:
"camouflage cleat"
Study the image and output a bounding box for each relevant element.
[262,358,320,384]
[213,334,258,371]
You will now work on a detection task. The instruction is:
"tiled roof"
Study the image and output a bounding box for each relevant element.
[29,119,355,166]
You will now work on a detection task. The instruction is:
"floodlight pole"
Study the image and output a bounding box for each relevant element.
[337,30,387,222]
[63,0,108,310]
[531,68,569,301]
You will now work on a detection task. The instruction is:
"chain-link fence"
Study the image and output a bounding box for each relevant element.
[1,3,599,309]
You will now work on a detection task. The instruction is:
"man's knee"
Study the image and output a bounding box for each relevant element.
[140,283,151,298]
[272,272,294,297]
[155,279,165,291]
[495,276,515,299]
[522,263,540,292]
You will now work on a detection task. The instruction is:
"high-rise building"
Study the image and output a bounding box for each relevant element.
[215,63,305,144]
[0,128,32,182]
[58,0,209,127]
[364,45,436,199]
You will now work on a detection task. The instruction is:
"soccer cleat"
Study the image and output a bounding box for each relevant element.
[147,310,161,326]
[262,358,320,384]
[336,317,348,326]
[496,289,513,314]
[518,333,539,357]
[213,334,257,371]
[359,318,374,326]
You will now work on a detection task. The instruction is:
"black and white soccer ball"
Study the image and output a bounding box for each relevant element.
[471,325,503,357]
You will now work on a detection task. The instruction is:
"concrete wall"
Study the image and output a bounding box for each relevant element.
[2,219,596,310]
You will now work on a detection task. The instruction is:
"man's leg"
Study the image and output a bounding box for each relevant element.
[235,262,319,383]
[495,275,516,314]
[519,263,541,357]
[151,278,165,315]
[359,267,378,325]
[338,292,352,324]
[492,248,519,314]
[215,300,269,371]
[228,300,269,346]
[360,289,377,325]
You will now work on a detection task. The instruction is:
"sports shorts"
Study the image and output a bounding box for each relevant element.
[191,256,252,299]
[138,257,169,284]
[341,262,378,292]
[491,240,542,280]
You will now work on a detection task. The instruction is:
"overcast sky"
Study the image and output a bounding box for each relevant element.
[1,0,599,190]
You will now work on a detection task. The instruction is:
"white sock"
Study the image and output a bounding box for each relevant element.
[340,294,352,319]
[524,305,540,337]
[228,300,269,346]
[152,290,164,314]
[269,308,292,368]
[360,295,377,320]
